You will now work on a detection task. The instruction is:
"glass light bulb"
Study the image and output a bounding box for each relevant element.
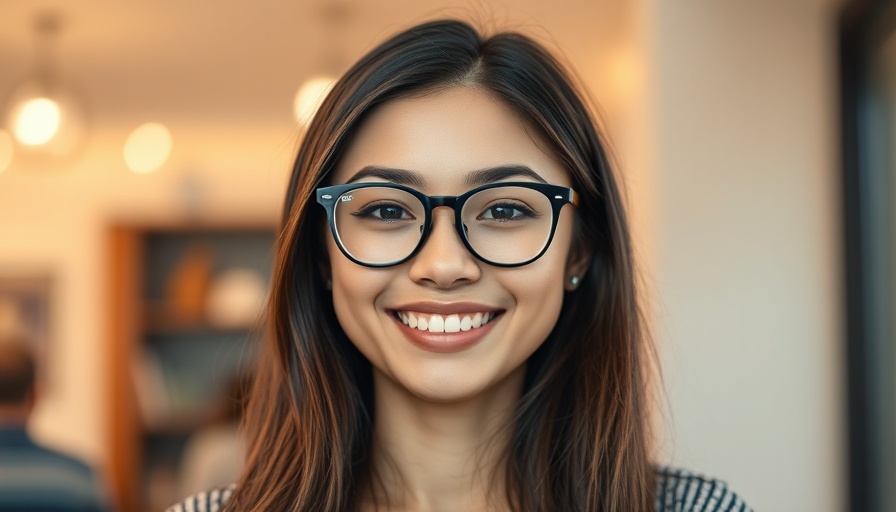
[12,97,62,146]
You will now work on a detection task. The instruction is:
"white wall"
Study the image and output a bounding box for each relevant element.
[646,1,844,510]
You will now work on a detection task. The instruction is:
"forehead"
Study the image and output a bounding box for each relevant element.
[331,87,570,191]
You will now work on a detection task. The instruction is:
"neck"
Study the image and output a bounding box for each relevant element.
[364,368,524,512]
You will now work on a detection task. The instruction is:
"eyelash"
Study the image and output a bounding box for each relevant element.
[478,202,539,221]
[352,202,416,221]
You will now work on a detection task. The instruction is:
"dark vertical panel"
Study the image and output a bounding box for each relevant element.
[840,1,896,511]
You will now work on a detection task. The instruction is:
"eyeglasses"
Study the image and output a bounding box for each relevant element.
[316,181,579,268]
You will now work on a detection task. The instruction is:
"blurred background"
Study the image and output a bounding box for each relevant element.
[0,0,891,510]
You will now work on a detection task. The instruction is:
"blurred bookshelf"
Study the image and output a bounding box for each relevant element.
[106,223,274,512]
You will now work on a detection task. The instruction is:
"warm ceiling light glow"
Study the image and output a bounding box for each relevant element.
[293,76,335,127]
[124,122,172,174]
[608,47,644,104]
[12,97,62,146]
[0,130,13,173]
[4,83,87,158]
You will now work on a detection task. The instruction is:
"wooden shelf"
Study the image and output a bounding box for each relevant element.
[106,223,273,512]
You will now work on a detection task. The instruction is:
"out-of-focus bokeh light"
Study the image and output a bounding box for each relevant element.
[124,122,172,174]
[11,97,62,146]
[608,47,644,104]
[5,80,88,158]
[0,130,13,173]
[293,76,335,127]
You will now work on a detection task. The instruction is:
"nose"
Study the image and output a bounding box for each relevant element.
[407,207,481,288]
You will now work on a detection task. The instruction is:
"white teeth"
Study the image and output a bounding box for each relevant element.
[398,310,498,332]
[427,315,445,333]
[444,314,460,333]
[472,312,483,328]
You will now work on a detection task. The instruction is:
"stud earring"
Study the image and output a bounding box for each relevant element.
[569,276,580,288]
[325,278,332,290]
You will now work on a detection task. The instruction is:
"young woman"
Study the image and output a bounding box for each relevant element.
[170,19,751,512]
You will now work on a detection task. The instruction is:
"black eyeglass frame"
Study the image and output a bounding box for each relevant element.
[316,181,580,268]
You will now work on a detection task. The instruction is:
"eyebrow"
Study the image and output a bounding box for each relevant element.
[464,165,548,186]
[345,164,548,187]
[346,166,426,186]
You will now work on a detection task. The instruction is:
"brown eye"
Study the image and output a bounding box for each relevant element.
[353,203,415,222]
[478,203,537,222]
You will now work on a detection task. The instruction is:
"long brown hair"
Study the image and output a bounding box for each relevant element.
[227,19,655,511]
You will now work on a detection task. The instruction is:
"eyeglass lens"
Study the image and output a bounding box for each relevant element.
[332,185,554,265]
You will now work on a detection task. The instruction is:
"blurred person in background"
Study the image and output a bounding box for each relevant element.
[0,338,109,512]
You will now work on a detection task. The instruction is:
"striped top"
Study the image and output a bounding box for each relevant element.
[166,467,752,511]
[654,467,752,511]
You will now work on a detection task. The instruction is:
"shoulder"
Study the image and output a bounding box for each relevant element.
[0,430,107,510]
[654,466,753,512]
[166,484,236,512]
[2,428,92,473]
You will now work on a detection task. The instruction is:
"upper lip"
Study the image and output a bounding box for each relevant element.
[390,301,503,315]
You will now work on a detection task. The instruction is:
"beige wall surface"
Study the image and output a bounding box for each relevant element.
[649,1,844,510]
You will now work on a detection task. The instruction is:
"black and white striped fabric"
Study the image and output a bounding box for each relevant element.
[167,467,752,511]
[167,484,235,512]
[654,467,753,511]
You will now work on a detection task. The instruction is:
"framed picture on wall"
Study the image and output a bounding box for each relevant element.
[0,274,52,382]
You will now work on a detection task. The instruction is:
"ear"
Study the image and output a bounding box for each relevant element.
[564,242,593,292]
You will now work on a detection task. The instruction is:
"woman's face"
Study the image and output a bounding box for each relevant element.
[326,87,584,403]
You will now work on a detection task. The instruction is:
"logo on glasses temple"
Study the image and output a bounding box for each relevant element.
[340,195,353,202]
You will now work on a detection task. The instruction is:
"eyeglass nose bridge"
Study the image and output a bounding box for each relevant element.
[427,195,460,209]
[418,195,468,243]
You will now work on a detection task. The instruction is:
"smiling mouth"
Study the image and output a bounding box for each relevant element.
[392,311,499,333]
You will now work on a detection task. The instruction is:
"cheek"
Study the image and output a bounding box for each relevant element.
[531,207,576,290]
[327,236,390,350]
[507,266,565,344]
[502,209,576,350]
